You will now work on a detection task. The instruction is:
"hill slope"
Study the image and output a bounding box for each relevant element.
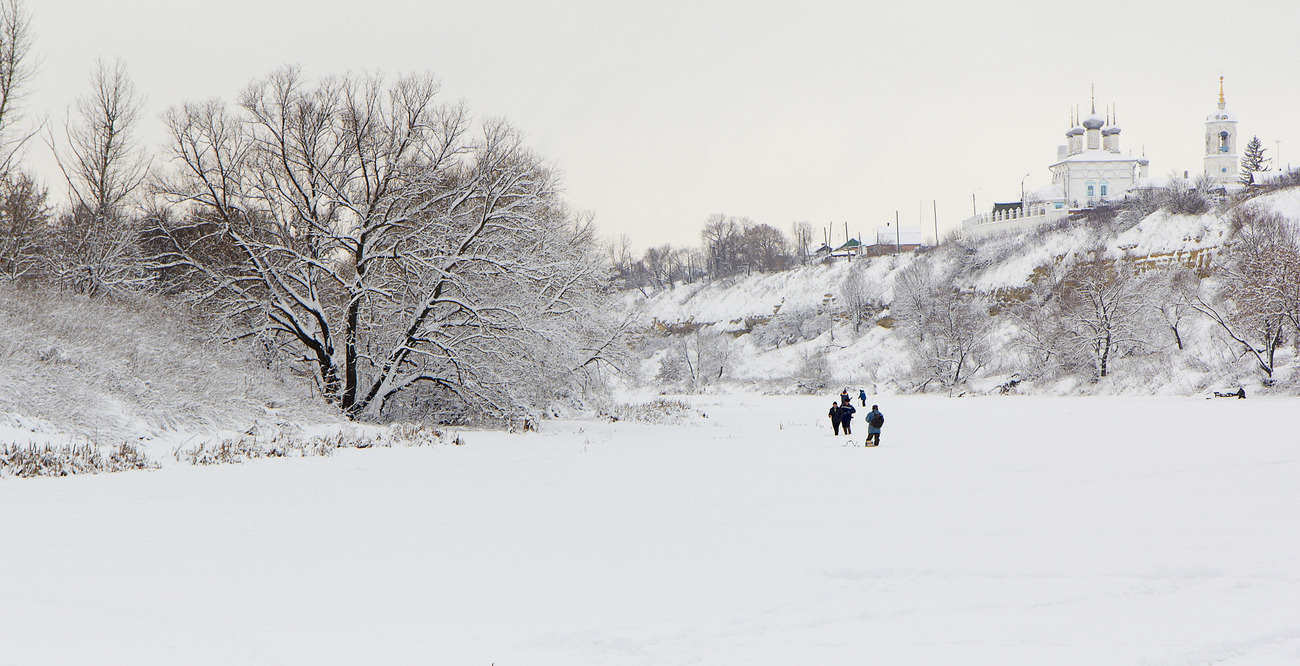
[623,188,1300,396]
[0,287,341,449]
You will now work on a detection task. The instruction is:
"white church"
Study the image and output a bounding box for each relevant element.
[962,79,1239,239]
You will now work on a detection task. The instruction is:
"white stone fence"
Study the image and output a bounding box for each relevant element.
[961,203,1070,239]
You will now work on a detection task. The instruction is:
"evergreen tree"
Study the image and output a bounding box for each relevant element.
[1239,135,1270,185]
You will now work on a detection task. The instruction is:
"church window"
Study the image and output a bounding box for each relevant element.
[1219,131,1230,153]
[1100,183,1108,196]
[1087,184,1094,197]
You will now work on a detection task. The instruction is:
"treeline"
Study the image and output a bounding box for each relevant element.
[609,214,820,290]
[0,1,618,424]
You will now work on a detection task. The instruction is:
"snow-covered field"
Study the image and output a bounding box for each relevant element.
[3,394,1298,665]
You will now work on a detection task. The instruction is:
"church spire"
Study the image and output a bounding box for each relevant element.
[1218,75,1226,109]
[1091,83,1096,114]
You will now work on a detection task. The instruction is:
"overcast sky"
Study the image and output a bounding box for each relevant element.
[21,0,1300,251]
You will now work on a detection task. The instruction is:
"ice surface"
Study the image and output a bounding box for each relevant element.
[3,393,1297,665]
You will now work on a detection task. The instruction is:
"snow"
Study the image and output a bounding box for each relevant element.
[3,393,1297,664]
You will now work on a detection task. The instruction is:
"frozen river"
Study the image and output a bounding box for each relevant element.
[2,393,1297,665]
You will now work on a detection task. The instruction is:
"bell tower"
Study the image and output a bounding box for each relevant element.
[1203,76,1238,186]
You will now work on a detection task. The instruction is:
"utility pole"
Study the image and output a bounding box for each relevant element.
[844,220,850,261]
[932,200,939,247]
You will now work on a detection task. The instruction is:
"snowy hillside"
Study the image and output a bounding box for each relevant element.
[0,287,364,474]
[622,188,1300,396]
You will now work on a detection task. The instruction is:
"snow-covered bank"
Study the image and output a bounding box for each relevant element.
[622,188,1300,396]
[4,393,1297,665]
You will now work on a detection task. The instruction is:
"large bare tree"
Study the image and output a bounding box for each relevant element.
[151,67,616,421]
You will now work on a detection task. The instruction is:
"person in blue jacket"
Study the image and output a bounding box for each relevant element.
[858,389,867,406]
[839,402,856,435]
[864,405,884,446]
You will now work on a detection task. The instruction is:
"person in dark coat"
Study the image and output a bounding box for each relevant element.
[828,403,843,435]
[858,389,867,406]
[840,402,856,435]
[864,405,883,446]
[839,388,851,406]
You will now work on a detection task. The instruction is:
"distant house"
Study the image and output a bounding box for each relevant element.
[831,238,862,258]
[864,225,922,257]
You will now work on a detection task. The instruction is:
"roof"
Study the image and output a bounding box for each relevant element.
[1051,150,1141,167]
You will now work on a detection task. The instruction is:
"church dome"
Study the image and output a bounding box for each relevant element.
[1206,109,1236,122]
[1069,126,1085,136]
[1138,157,1149,166]
[1082,114,1105,130]
[1101,127,1113,136]
[1107,125,1121,135]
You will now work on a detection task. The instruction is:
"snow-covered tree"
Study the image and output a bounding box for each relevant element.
[150,67,618,421]
[1145,265,1198,351]
[656,327,734,392]
[839,262,871,333]
[1053,257,1150,379]
[0,170,48,281]
[1190,207,1299,377]
[892,257,992,389]
[1239,136,1270,186]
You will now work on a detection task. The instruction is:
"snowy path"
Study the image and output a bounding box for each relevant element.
[2,395,1298,665]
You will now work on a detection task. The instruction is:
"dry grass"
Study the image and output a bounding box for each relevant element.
[0,441,157,478]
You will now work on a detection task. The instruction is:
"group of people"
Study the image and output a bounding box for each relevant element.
[828,388,883,446]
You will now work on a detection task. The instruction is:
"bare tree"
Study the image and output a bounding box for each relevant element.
[56,58,148,220]
[701,213,743,278]
[150,67,617,420]
[48,59,150,295]
[608,233,636,288]
[791,221,814,266]
[741,222,789,273]
[0,0,36,173]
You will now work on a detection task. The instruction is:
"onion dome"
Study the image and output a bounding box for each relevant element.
[1082,114,1105,130]
[1107,125,1121,135]
[1138,157,1150,166]
[1069,126,1085,136]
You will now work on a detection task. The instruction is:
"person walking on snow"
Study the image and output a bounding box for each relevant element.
[828,403,843,435]
[839,388,851,406]
[859,389,867,407]
[840,402,856,435]
[864,405,884,446]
